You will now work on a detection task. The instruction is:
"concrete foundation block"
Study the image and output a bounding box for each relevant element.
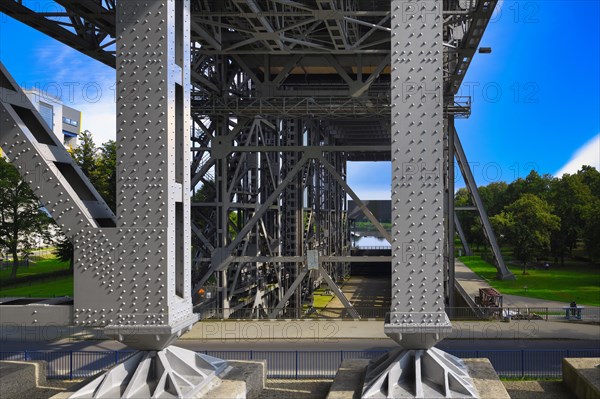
[327,359,368,399]
[204,360,266,399]
[463,359,511,399]
[563,358,600,399]
[327,357,510,398]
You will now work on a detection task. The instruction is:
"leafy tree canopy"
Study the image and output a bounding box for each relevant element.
[491,193,560,270]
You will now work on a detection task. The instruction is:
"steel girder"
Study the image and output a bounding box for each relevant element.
[0,0,116,67]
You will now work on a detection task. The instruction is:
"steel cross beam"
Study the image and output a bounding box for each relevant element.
[0,0,116,67]
[445,0,499,95]
[54,0,116,36]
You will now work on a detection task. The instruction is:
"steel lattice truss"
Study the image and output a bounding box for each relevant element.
[1,0,512,322]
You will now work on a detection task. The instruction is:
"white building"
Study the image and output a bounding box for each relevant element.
[23,89,81,149]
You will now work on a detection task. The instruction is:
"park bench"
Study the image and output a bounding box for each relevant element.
[562,305,584,320]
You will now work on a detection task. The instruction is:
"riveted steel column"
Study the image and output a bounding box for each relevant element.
[96,0,193,349]
[387,0,450,349]
[362,3,479,396]
[68,4,231,392]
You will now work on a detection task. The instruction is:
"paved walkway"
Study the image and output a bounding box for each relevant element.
[180,319,600,341]
[320,276,390,318]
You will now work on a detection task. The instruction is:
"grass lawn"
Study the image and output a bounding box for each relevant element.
[0,258,70,283]
[0,275,73,297]
[460,256,600,306]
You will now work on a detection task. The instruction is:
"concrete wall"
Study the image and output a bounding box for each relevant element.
[563,358,600,399]
[0,299,73,326]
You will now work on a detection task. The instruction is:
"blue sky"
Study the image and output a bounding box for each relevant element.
[1,1,599,200]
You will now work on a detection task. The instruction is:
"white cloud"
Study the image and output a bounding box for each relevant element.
[554,134,600,177]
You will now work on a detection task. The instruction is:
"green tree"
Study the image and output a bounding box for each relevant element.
[577,165,600,197]
[548,173,593,265]
[0,158,52,279]
[478,181,508,216]
[504,170,553,205]
[454,187,471,206]
[491,194,560,273]
[93,140,117,212]
[582,199,600,260]
[53,235,74,270]
[576,166,600,260]
[70,132,116,212]
[71,130,97,177]
[469,218,487,251]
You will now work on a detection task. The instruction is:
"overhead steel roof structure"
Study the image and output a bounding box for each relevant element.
[0,0,515,397]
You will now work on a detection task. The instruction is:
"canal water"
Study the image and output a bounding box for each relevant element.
[352,233,390,249]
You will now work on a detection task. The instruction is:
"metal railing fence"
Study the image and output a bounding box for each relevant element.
[1,349,598,380]
[194,306,600,321]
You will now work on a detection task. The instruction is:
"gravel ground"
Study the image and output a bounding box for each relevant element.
[260,379,580,399]
[7,379,75,399]
[5,378,582,399]
[10,379,333,399]
[502,380,575,399]
[7,376,584,399]
[260,379,332,399]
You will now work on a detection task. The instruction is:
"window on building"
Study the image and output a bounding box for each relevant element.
[39,102,53,129]
[63,117,78,127]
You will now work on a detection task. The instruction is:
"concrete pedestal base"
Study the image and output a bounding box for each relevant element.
[65,346,228,398]
[204,360,266,399]
[52,360,265,399]
[563,358,600,399]
[361,348,478,398]
[327,358,510,399]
